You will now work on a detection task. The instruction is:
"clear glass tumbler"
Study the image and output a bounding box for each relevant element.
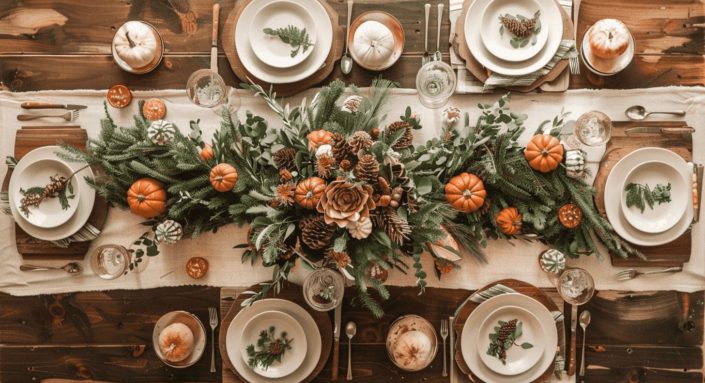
[415,60,456,109]
[302,267,345,312]
[556,267,595,305]
[90,244,131,280]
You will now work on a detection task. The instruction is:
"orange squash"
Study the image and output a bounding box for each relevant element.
[524,134,564,173]
[496,207,522,235]
[210,163,238,192]
[127,178,167,218]
[199,144,214,161]
[445,173,486,213]
[295,177,326,209]
[306,129,334,151]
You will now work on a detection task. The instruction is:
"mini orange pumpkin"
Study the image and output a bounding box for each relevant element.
[127,178,167,218]
[306,129,334,151]
[199,144,214,161]
[295,177,326,209]
[496,207,522,235]
[525,134,564,173]
[445,172,486,213]
[210,163,238,192]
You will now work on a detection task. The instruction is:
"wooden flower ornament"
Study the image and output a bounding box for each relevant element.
[209,163,238,192]
[524,134,564,173]
[127,177,167,218]
[445,172,487,213]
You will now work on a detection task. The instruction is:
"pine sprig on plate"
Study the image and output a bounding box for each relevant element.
[263,25,314,58]
[246,326,293,370]
[499,10,541,48]
[486,319,533,365]
[624,182,671,213]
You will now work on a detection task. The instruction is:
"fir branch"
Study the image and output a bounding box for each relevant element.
[263,25,314,57]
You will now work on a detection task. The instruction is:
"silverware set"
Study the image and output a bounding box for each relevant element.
[17,101,86,122]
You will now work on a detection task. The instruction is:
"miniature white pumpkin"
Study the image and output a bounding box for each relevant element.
[564,148,587,179]
[158,322,194,363]
[155,219,183,244]
[351,21,395,69]
[588,19,630,59]
[113,21,158,69]
[147,120,177,146]
[392,330,433,371]
[539,248,566,274]
[347,216,372,239]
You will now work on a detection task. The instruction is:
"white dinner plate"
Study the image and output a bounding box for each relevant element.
[235,0,333,84]
[12,158,81,228]
[249,1,317,69]
[461,293,557,383]
[604,147,693,246]
[239,310,308,378]
[476,305,545,376]
[620,161,687,234]
[480,0,549,62]
[225,299,321,383]
[8,146,96,241]
[465,0,563,76]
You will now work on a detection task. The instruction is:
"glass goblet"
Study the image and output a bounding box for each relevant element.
[302,267,345,312]
[415,60,456,109]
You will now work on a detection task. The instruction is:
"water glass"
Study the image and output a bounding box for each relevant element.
[186,69,229,108]
[415,60,456,109]
[574,111,612,147]
[90,244,130,280]
[302,267,345,311]
[556,267,595,305]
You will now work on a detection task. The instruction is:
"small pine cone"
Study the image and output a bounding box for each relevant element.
[316,153,336,178]
[340,159,352,171]
[273,147,297,171]
[348,131,373,155]
[372,208,411,246]
[299,215,336,250]
[386,121,413,150]
[44,176,68,198]
[330,133,353,163]
[390,163,412,192]
[370,127,381,140]
[341,95,363,113]
[353,154,380,183]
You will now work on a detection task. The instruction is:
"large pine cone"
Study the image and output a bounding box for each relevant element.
[273,147,297,171]
[330,133,353,163]
[353,154,380,183]
[386,121,413,150]
[299,215,336,250]
[348,131,373,155]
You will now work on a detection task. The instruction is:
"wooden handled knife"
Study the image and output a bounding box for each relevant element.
[21,102,87,110]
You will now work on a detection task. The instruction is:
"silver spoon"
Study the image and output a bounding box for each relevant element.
[20,262,83,274]
[579,310,592,378]
[625,105,686,120]
[340,0,354,75]
[422,4,431,65]
[345,321,357,381]
[433,3,444,62]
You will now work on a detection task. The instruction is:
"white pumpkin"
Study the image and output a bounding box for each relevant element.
[114,21,158,69]
[147,119,177,146]
[392,330,433,371]
[158,322,194,363]
[588,19,630,59]
[351,21,395,69]
[347,216,372,239]
[564,148,587,179]
[155,219,183,244]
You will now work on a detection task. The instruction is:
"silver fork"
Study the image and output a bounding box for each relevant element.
[616,266,682,281]
[17,110,79,122]
[440,319,449,377]
[208,306,219,373]
[569,55,580,75]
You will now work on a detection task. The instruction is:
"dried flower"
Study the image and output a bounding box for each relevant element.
[326,249,351,269]
[274,183,295,207]
[316,153,336,178]
[279,168,293,182]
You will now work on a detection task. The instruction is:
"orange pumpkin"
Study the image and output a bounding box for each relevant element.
[524,134,564,173]
[295,177,326,209]
[210,163,238,192]
[199,144,214,161]
[306,129,333,151]
[496,207,522,235]
[445,172,486,213]
[127,178,167,218]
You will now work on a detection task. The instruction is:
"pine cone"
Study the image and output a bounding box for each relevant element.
[499,13,538,38]
[341,95,363,113]
[348,131,373,155]
[273,147,297,171]
[330,133,353,163]
[44,175,68,198]
[372,208,411,246]
[353,154,380,183]
[390,163,412,192]
[299,215,336,250]
[386,121,413,150]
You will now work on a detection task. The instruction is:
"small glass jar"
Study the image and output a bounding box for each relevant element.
[90,244,130,280]
[302,268,345,311]
[415,60,456,109]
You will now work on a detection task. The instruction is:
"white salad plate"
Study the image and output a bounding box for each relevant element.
[239,310,308,379]
[461,293,557,383]
[8,146,95,241]
[480,0,549,62]
[604,147,693,246]
[225,298,321,383]
[476,305,545,376]
[12,157,80,228]
[620,160,687,234]
[249,0,317,69]
[235,0,332,84]
[465,0,563,76]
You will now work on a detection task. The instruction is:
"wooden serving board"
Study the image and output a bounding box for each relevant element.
[453,279,564,383]
[221,0,344,98]
[219,282,332,383]
[454,0,571,92]
[593,121,693,267]
[1,126,109,260]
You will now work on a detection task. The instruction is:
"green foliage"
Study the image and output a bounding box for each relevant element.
[246,325,294,370]
[263,25,314,57]
[624,182,671,213]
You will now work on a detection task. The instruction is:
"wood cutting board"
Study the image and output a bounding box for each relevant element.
[1,126,109,260]
[221,0,344,98]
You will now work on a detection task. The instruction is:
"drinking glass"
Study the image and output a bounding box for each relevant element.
[90,244,131,280]
[186,69,240,115]
[557,267,595,305]
[574,111,612,147]
[415,60,456,109]
[302,267,345,312]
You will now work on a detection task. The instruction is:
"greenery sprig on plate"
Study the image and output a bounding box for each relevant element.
[19,175,74,216]
[246,326,293,370]
[487,319,533,365]
[263,25,314,58]
[499,10,541,48]
[624,182,671,213]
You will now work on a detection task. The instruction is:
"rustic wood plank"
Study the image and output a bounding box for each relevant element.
[586,367,703,383]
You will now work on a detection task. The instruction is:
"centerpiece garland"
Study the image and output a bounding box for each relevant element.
[61,79,640,317]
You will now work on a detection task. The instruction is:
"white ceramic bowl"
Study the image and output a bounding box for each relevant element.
[480,0,549,62]
[581,24,634,76]
[386,315,438,371]
[152,310,207,369]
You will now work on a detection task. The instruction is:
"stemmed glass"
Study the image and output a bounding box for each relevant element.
[415,60,456,109]
[302,267,345,312]
[186,69,240,115]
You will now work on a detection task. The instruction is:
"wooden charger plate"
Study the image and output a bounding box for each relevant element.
[454,0,572,92]
[221,0,344,98]
[453,279,563,383]
[219,281,332,383]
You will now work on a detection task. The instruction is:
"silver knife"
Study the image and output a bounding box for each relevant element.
[625,126,694,135]
[568,304,577,376]
[694,164,703,223]
[21,102,87,110]
[332,301,342,380]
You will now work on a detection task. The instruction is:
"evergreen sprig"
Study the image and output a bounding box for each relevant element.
[263,25,314,57]
[625,182,671,213]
